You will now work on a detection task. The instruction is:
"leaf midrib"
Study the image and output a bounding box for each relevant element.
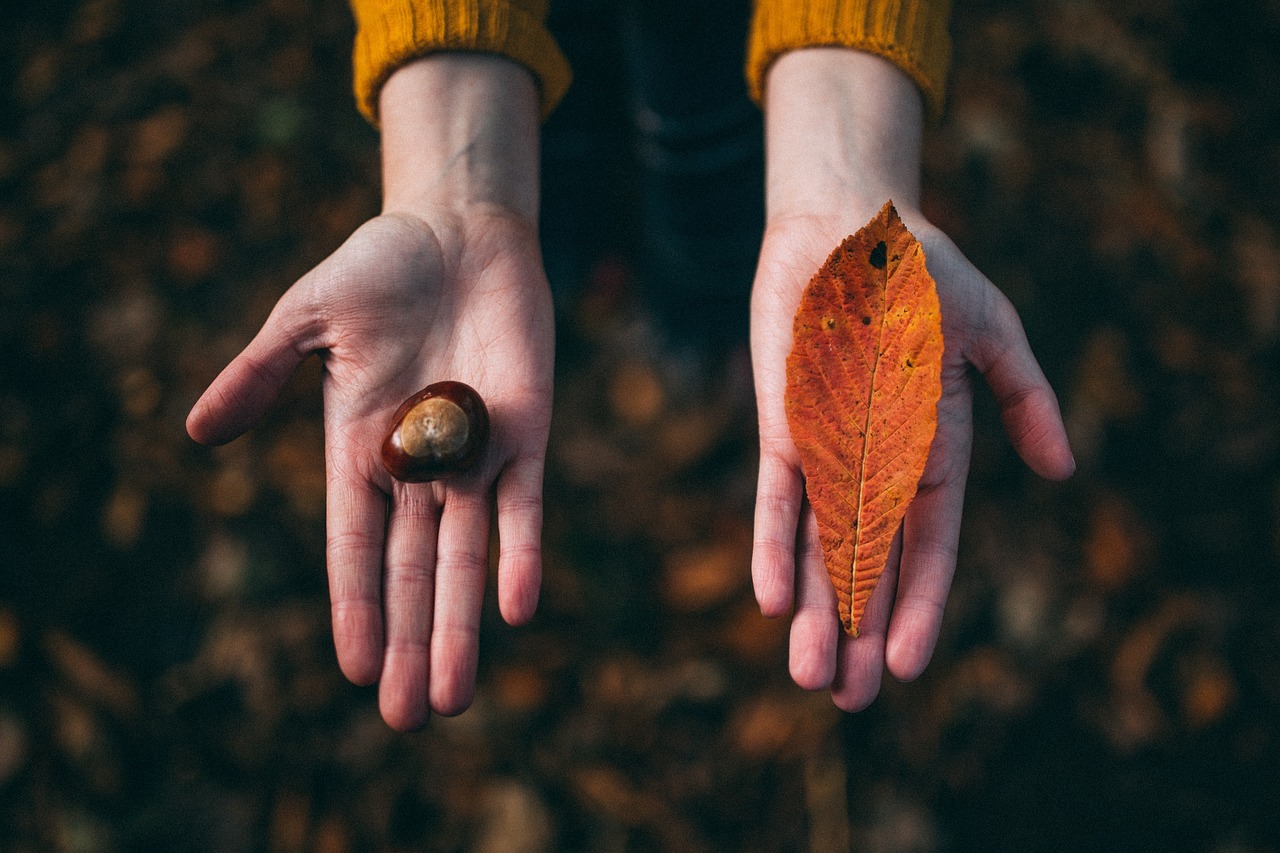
[850,238,890,618]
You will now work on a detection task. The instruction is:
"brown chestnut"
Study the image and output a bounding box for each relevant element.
[381,381,490,482]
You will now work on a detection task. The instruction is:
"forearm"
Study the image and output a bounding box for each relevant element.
[379,53,541,224]
[763,48,924,223]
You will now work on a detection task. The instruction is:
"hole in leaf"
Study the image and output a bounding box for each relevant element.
[869,241,887,269]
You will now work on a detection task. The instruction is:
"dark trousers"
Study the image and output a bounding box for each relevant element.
[541,0,763,350]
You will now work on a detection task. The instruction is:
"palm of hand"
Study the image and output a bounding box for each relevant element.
[751,211,1073,711]
[188,211,554,729]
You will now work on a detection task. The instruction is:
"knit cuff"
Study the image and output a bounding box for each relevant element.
[747,0,952,121]
[351,0,572,125]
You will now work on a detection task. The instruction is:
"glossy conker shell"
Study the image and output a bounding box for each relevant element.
[381,381,490,482]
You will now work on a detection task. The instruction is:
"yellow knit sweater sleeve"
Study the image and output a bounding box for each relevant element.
[747,0,952,120]
[349,0,571,125]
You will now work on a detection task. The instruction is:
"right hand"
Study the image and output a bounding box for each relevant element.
[187,56,553,730]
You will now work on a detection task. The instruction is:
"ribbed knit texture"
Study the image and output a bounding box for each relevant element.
[350,1,951,126]
[746,0,952,120]
[350,0,572,125]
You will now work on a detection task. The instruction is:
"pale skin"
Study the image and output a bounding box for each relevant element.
[187,55,551,730]
[187,46,1074,728]
[751,49,1075,710]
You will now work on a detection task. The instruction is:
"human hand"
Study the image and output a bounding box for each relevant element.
[750,50,1074,710]
[186,56,552,729]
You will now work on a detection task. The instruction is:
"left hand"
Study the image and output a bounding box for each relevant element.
[750,49,1075,711]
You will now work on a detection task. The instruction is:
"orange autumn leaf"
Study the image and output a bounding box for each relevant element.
[784,202,944,636]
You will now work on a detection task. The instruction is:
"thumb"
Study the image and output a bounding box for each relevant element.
[969,290,1075,481]
[186,295,318,446]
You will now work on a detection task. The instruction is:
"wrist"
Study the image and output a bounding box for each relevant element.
[763,49,924,224]
[378,54,541,225]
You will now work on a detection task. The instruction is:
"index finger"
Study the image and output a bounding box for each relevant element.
[325,449,387,687]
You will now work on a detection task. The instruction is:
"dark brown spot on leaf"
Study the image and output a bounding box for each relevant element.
[869,241,887,269]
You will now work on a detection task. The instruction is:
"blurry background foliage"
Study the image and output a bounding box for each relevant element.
[2,0,1279,851]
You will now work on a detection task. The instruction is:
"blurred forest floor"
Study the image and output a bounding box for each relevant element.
[3,0,1280,851]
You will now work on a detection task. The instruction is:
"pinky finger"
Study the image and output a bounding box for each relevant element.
[495,457,545,626]
[752,453,804,618]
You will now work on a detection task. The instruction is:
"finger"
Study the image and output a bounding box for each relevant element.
[429,487,491,716]
[882,384,973,681]
[378,486,440,732]
[752,453,804,617]
[884,469,969,682]
[831,532,901,712]
[970,293,1075,481]
[187,300,316,446]
[788,505,839,691]
[495,457,544,626]
[326,465,387,687]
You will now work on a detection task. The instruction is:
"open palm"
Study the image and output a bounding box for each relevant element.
[188,210,554,729]
[751,207,1074,710]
